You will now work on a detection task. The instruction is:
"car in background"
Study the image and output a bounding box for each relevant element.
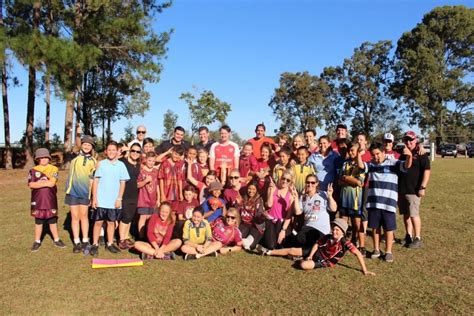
[467,142,474,158]
[456,143,467,155]
[441,143,457,158]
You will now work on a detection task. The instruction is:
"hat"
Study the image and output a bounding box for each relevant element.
[208,181,223,192]
[331,218,348,234]
[35,148,51,160]
[403,131,417,140]
[383,133,394,142]
[336,123,348,130]
[81,135,95,147]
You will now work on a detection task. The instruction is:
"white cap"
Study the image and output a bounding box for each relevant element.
[384,133,394,142]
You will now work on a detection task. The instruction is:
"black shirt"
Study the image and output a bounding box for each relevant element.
[196,139,216,153]
[120,157,140,201]
[398,153,430,194]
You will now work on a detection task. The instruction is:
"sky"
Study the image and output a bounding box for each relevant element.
[1,0,472,143]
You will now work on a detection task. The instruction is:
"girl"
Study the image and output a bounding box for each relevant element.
[29,148,66,252]
[191,148,210,183]
[181,208,215,260]
[255,143,275,198]
[239,182,266,250]
[137,152,160,240]
[291,134,305,160]
[64,135,97,253]
[273,146,292,184]
[134,202,182,260]
[187,158,218,203]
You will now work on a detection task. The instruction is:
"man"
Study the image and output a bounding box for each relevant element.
[196,126,215,152]
[209,125,240,182]
[247,123,276,159]
[331,123,349,151]
[304,129,319,154]
[383,132,400,160]
[155,126,190,154]
[398,131,431,249]
[128,125,147,148]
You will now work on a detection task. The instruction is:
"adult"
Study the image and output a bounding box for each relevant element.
[128,125,147,148]
[209,125,240,182]
[304,129,319,154]
[239,182,266,250]
[331,123,349,151]
[247,123,276,159]
[398,131,431,248]
[196,126,215,152]
[383,132,400,160]
[155,126,190,154]
[308,135,340,191]
[223,169,245,208]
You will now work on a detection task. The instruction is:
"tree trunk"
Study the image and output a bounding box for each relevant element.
[2,62,13,169]
[45,76,51,148]
[75,84,82,146]
[101,117,105,147]
[24,66,36,169]
[64,91,75,152]
[106,116,112,143]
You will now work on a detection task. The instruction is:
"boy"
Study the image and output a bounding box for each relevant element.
[201,182,227,222]
[29,148,66,252]
[159,145,186,204]
[291,146,315,194]
[239,142,258,184]
[357,142,412,263]
[90,141,130,256]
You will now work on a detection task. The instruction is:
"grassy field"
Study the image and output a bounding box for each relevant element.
[1,158,473,314]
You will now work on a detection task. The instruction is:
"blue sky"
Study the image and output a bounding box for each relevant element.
[1,0,471,143]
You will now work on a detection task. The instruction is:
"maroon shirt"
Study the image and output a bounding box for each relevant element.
[147,213,174,246]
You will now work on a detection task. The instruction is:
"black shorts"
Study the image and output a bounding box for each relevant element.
[368,208,396,231]
[64,194,90,206]
[120,200,137,224]
[93,207,121,222]
[137,207,155,215]
[294,226,323,248]
[35,216,58,225]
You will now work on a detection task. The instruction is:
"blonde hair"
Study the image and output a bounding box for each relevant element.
[226,207,241,227]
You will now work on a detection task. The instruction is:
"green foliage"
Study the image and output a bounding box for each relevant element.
[269,71,331,135]
[162,109,178,140]
[180,88,231,138]
[392,5,474,140]
[121,123,135,144]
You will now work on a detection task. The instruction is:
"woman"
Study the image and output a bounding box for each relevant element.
[263,170,295,250]
[223,169,244,208]
[255,143,275,199]
[239,182,266,250]
[291,134,305,159]
[134,202,182,260]
[308,135,340,191]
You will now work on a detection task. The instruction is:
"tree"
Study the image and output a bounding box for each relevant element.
[121,123,134,144]
[1,6,13,169]
[180,88,231,142]
[392,6,474,140]
[162,109,178,140]
[323,41,399,137]
[269,71,331,135]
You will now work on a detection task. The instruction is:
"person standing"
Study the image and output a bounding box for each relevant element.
[196,126,215,152]
[209,125,240,183]
[304,129,319,154]
[398,131,431,249]
[331,124,349,152]
[128,125,147,148]
[155,126,190,154]
[247,123,276,159]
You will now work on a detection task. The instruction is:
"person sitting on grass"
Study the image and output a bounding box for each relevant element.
[257,219,375,276]
[29,148,66,252]
[181,208,215,260]
[239,182,266,251]
[211,208,243,255]
[201,181,227,223]
[134,202,182,260]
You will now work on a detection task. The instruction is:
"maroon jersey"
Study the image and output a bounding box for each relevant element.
[28,165,59,218]
[176,198,200,220]
[137,168,159,208]
[239,155,258,178]
[211,217,242,246]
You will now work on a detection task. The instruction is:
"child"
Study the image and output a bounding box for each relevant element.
[272,146,292,184]
[181,208,215,260]
[64,135,97,253]
[173,185,200,238]
[239,142,258,184]
[187,157,218,203]
[191,148,210,183]
[158,145,186,204]
[134,202,182,260]
[239,182,266,250]
[291,146,315,194]
[137,152,160,240]
[259,219,375,276]
[357,142,412,263]
[255,143,275,198]
[201,181,227,223]
[29,148,66,252]
[90,141,130,256]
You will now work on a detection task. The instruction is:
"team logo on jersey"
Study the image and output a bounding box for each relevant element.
[35,172,42,178]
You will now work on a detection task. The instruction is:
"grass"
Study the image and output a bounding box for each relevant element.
[1,158,473,314]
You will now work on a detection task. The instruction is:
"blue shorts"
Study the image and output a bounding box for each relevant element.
[93,207,121,222]
[137,207,155,215]
[64,194,90,206]
[368,208,396,231]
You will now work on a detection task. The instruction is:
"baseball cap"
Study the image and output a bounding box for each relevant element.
[208,181,223,192]
[403,131,417,141]
[35,148,51,160]
[331,218,348,235]
[81,135,95,147]
[383,133,394,142]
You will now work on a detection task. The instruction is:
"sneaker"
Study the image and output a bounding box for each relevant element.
[255,244,269,256]
[73,243,82,253]
[140,252,154,260]
[89,245,99,256]
[408,237,423,249]
[358,247,367,257]
[211,251,218,258]
[54,239,66,248]
[118,240,129,250]
[82,243,92,256]
[163,252,176,260]
[384,252,394,263]
[184,254,197,261]
[125,239,135,247]
[99,236,105,246]
[31,242,41,252]
[105,243,121,254]
[402,234,413,247]
[371,249,381,259]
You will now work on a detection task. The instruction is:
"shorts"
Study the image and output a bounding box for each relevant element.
[294,226,322,248]
[35,216,58,225]
[340,207,366,220]
[361,187,369,222]
[368,208,396,231]
[300,249,328,269]
[398,194,421,217]
[120,200,137,224]
[137,207,155,215]
[93,207,121,222]
[64,194,90,206]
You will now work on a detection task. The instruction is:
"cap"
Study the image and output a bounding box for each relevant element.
[208,181,223,192]
[81,135,95,147]
[331,218,348,234]
[35,148,51,160]
[383,133,394,142]
[403,131,417,140]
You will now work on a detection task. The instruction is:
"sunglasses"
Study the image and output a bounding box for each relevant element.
[137,131,146,134]
[306,181,317,185]
[229,176,239,180]
[130,150,141,154]
[226,215,237,220]
[281,177,292,183]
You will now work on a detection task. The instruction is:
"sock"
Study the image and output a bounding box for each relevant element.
[100,227,105,236]
[35,240,41,244]
[74,238,80,244]
[82,238,90,243]
[107,242,113,246]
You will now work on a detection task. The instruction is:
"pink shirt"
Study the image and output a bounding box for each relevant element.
[268,190,292,220]
[211,217,242,246]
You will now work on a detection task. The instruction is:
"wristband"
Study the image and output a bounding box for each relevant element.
[419,186,426,190]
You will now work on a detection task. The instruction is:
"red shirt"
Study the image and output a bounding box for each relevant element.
[255,158,275,192]
[147,213,174,246]
[137,168,159,208]
[239,155,258,178]
[191,162,209,183]
[223,187,245,208]
[211,218,242,246]
[385,150,400,160]
[158,159,185,201]
[210,141,240,174]
[176,198,200,219]
[248,137,276,159]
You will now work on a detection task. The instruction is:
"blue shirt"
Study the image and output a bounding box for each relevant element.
[201,197,226,223]
[300,191,331,235]
[308,150,340,191]
[94,159,130,209]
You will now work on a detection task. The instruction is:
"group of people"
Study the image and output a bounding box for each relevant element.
[28,122,430,275]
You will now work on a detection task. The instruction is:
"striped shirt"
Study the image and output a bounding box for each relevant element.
[364,158,406,213]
